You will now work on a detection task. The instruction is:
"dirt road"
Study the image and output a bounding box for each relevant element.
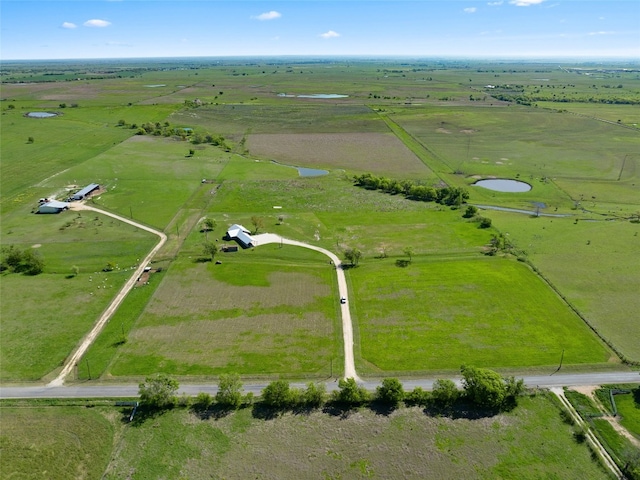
[253,234,360,381]
[47,204,167,387]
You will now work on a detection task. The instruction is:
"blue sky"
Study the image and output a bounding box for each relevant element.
[1,0,638,60]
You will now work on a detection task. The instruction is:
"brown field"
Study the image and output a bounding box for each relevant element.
[247,132,432,176]
[108,262,339,376]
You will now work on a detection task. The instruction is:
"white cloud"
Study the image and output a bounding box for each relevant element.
[319,30,340,39]
[464,7,477,13]
[487,1,503,5]
[588,31,616,36]
[251,11,281,21]
[61,22,77,29]
[509,0,546,6]
[83,19,111,28]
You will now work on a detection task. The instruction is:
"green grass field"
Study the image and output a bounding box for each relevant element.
[615,392,640,438]
[100,395,607,479]
[103,245,342,379]
[351,257,613,374]
[487,211,640,361]
[0,405,115,480]
[2,59,638,383]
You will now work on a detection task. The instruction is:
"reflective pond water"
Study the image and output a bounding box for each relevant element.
[474,179,532,192]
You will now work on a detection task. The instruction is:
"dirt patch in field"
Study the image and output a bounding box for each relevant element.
[247,132,430,176]
[145,267,330,317]
[436,128,452,134]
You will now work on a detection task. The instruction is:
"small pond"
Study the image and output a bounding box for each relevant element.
[473,179,532,192]
[26,112,58,118]
[298,167,328,177]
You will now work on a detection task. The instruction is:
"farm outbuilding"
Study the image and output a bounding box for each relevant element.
[225,224,254,248]
[71,183,100,201]
[38,200,70,214]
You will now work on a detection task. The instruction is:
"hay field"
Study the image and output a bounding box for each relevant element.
[108,253,340,377]
[247,132,432,176]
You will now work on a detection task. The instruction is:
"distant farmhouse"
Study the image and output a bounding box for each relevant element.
[38,199,70,214]
[71,183,100,201]
[225,224,254,248]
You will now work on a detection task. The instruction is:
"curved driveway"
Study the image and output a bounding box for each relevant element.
[47,204,167,387]
[253,234,359,381]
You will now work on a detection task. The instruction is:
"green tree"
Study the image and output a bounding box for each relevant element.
[262,380,293,410]
[403,246,414,263]
[1,245,23,271]
[27,136,34,144]
[461,365,506,409]
[193,392,214,411]
[202,241,218,261]
[431,379,459,408]
[405,387,430,407]
[202,217,216,232]
[215,373,243,409]
[332,378,369,407]
[250,215,264,234]
[478,217,492,229]
[463,205,478,218]
[70,265,80,277]
[138,373,179,409]
[302,382,326,408]
[343,247,362,267]
[376,378,405,407]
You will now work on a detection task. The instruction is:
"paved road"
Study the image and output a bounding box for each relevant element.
[252,234,359,380]
[3,371,638,399]
[47,204,167,387]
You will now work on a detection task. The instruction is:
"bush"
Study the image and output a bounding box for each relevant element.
[262,380,294,410]
[331,378,370,407]
[303,382,327,408]
[215,373,243,410]
[405,387,430,407]
[376,378,405,407]
[138,373,179,409]
[431,379,459,408]
[478,217,492,228]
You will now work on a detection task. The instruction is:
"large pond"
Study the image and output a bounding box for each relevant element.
[26,112,58,118]
[473,179,532,193]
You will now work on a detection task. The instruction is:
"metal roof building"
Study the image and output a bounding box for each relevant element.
[71,183,100,201]
[226,224,254,248]
[38,200,70,214]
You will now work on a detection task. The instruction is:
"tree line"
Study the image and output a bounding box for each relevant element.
[137,365,525,416]
[0,245,44,275]
[352,173,470,207]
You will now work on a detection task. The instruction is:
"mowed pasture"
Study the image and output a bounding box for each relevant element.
[39,135,231,229]
[351,257,613,374]
[388,106,639,209]
[105,246,341,378]
[0,209,157,381]
[487,211,640,362]
[103,395,608,480]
